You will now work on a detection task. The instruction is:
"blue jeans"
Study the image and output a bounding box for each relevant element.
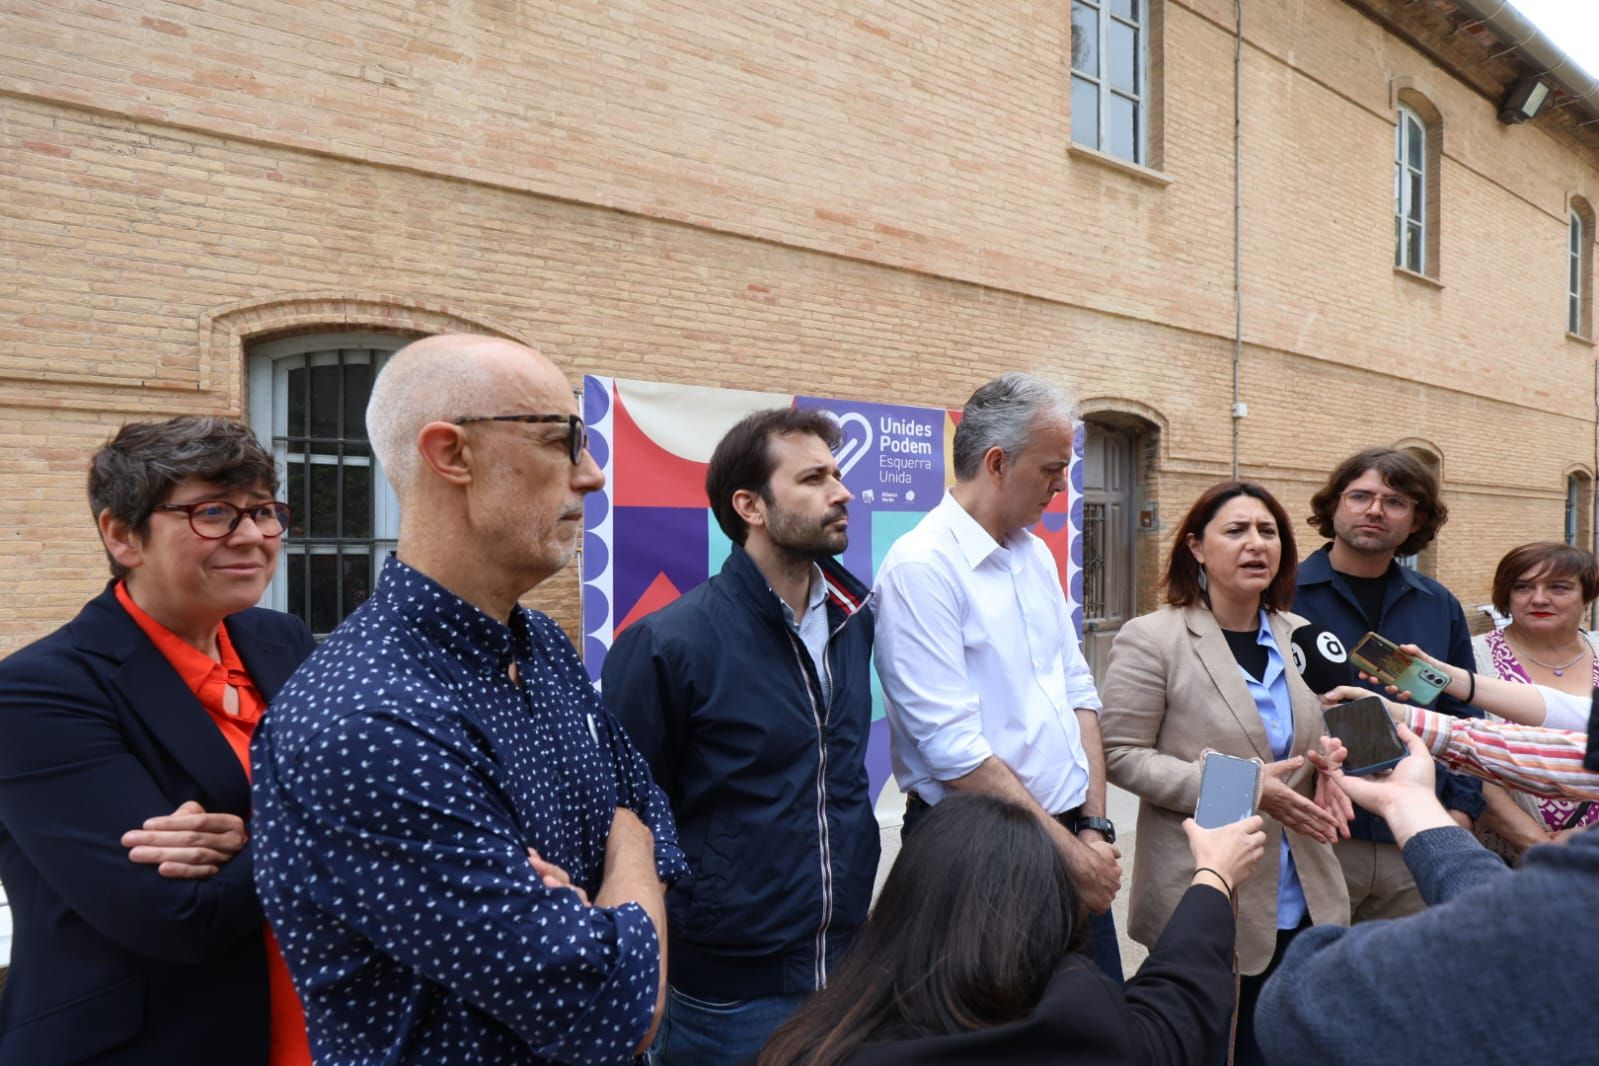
[649,986,808,1066]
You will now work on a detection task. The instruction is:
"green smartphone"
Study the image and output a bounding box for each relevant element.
[1347,632,1450,704]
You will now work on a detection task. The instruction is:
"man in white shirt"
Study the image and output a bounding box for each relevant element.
[874,371,1124,979]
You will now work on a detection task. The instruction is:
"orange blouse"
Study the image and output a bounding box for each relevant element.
[115,581,312,1066]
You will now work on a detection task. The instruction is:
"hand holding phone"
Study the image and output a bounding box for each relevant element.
[1348,632,1451,704]
[1182,814,1267,896]
[1322,694,1407,777]
[1194,751,1262,829]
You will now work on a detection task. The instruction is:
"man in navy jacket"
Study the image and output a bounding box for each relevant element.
[603,407,878,1065]
[1292,447,1485,922]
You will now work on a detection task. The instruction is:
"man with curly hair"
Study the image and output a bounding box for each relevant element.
[1292,447,1485,922]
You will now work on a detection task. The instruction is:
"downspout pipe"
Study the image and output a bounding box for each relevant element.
[1448,0,1599,122]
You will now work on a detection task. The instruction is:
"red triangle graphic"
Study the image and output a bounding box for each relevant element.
[616,572,682,634]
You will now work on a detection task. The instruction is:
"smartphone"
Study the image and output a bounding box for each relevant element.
[1323,695,1407,777]
[1347,631,1450,705]
[1194,752,1262,829]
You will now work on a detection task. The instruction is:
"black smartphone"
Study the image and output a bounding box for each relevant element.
[1323,694,1407,777]
[1194,752,1262,829]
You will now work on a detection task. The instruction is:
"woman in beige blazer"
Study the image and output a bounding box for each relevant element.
[1101,480,1350,1066]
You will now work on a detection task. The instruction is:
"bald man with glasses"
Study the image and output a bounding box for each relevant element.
[252,335,685,1066]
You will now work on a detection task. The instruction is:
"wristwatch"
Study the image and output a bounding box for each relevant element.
[1076,816,1116,844]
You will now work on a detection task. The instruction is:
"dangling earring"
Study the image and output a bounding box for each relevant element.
[1196,565,1208,594]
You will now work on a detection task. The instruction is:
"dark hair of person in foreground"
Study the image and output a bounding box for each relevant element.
[758,794,1086,1066]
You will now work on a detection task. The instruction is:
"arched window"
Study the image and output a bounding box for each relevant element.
[1566,471,1592,549]
[1571,197,1595,340]
[248,332,409,637]
[1395,104,1429,275]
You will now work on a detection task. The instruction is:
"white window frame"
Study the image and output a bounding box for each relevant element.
[1571,211,1585,337]
[1395,104,1427,274]
[247,332,407,629]
[1070,0,1148,165]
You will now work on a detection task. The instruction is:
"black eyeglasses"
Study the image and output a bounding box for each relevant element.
[454,413,588,465]
[153,500,292,540]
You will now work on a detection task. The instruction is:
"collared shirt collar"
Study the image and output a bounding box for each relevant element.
[939,490,1019,570]
[1299,543,1435,598]
[375,555,533,676]
[777,562,829,627]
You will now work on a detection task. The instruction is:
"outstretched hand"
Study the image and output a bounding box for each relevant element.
[1257,754,1344,844]
[1309,735,1356,839]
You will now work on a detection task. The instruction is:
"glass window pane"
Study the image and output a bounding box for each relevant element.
[287,458,307,539]
[309,553,339,635]
[287,365,307,439]
[1406,117,1423,169]
[1108,21,1138,94]
[1107,92,1137,161]
[1573,254,1582,295]
[1408,173,1423,222]
[1111,0,1137,19]
[309,462,339,538]
[1072,76,1100,148]
[1405,223,1423,272]
[1573,217,1582,255]
[341,462,372,539]
[1071,3,1099,76]
[288,551,306,629]
[343,358,372,441]
[341,552,373,617]
[1395,216,1404,267]
[1573,297,1582,336]
[309,363,340,454]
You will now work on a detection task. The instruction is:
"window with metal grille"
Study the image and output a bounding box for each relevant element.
[1082,501,1108,620]
[248,333,407,638]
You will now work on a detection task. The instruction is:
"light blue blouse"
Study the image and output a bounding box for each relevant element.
[1236,611,1308,930]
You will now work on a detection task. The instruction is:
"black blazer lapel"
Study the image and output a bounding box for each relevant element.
[228,610,309,699]
[78,587,254,817]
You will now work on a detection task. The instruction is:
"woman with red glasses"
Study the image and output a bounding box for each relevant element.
[0,416,315,1066]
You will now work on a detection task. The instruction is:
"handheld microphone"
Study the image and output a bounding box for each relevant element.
[1290,622,1357,695]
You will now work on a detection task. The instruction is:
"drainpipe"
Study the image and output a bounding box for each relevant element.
[1231,0,1244,480]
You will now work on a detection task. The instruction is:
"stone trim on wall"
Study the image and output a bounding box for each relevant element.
[199,292,525,414]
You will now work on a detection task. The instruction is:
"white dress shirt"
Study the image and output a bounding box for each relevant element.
[873,491,1101,814]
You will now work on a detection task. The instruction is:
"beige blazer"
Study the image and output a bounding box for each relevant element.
[1100,604,1350,975]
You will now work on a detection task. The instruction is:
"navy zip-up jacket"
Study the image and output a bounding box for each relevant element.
[602,545,879,1000]
[1292,544,1486,842]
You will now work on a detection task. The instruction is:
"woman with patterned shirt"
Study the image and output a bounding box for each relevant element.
[1471,543,1599,860]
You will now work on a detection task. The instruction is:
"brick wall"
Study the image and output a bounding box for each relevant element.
[1,0,1596,652]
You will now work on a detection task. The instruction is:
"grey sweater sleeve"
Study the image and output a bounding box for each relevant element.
[1403,825,1508,904]
[1253,828,1515,1065]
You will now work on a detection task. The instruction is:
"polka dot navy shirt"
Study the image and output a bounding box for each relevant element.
[252,557,686,1065]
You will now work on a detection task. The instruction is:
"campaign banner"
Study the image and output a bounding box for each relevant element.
[580,376,1083,807]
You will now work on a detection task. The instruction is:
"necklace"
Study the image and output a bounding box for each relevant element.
[1506,633,1591,676]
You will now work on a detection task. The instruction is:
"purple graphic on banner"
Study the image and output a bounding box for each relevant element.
[794,396,944,508]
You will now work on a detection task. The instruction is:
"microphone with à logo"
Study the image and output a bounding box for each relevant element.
[1289,623,1357,695]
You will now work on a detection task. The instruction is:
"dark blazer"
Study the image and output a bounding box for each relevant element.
[0,584,314,1065]
[840,885,1238,1066]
